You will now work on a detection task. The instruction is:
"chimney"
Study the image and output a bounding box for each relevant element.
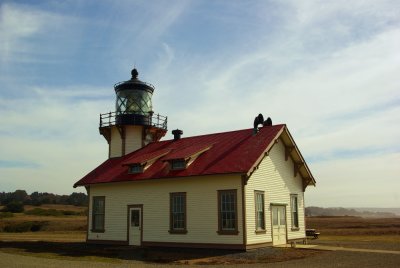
[172,129,183,141]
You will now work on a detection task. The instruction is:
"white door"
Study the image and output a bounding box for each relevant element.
[272,205,287,245]
[129,207,142,246]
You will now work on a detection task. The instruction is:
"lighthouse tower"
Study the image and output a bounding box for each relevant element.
[99,69,167,158]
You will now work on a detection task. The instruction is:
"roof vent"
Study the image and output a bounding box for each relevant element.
[263,117,272,126]
[253,113,264,134]
[172,129,183,141]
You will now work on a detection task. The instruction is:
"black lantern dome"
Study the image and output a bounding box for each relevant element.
[114,69,155,125]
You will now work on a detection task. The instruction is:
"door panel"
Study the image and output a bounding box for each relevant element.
[129,207,142,246]
[272,205,287,245]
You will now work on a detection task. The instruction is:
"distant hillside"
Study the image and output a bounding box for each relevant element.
[351,207,400,216]
[306,206,399,218]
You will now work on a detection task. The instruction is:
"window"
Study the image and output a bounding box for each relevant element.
[218,190,238,234]
[92,196,105,232]
[129,164,143,174]
[131,209,140,227]
[291,194,299,229]
[171,159,186,170]
[169,192,187,233]
[255,191,265,231]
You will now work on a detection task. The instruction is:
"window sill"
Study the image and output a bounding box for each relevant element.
[255,230,266,234]
[91,229,105,233]
[169,230,188,234]
[217,230,239,235]
[291,227,300,231]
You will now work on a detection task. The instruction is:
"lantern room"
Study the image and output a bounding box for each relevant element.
[99,68,167,158]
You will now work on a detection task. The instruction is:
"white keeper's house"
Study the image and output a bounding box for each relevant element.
[74,68,316,250]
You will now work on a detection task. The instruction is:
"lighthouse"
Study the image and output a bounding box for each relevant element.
[99,69,167,158]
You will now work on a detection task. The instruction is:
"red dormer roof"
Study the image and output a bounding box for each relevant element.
[122,149,170,166]
[162,144,212,161]
[74,124,315,187]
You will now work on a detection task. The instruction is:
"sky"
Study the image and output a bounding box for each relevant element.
[0,0,399,208]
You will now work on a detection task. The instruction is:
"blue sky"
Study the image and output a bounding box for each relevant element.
[0,0,399,207]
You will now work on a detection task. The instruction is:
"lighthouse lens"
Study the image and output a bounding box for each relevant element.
[116,90,153,115]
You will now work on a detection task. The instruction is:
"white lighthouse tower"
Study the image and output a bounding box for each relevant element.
[99,69,167,158]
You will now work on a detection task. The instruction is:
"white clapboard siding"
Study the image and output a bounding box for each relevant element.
[125,126,143,154]
[109,127,122,158]
[245,140,306,245]
[88,174,243,245]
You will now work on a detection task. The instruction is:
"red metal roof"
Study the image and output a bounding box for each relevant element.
[74,125,285,187]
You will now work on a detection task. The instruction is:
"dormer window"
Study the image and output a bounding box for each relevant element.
[163,144,213,172]
[129,164,143,174]
[171,159,186,170]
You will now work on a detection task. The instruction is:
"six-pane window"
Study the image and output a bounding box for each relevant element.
[92,196,105,232]
[218,190,237,233]
[291,194,299,228]
[170,192,186,233]
[255,191,265,230]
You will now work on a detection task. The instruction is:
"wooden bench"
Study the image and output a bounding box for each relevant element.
[306,229,320,239]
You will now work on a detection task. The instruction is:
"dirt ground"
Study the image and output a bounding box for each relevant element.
[0,215,399,266]
[0,241,321,265]
[1,249,400,268]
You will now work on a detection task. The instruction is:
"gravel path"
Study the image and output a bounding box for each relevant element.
[1,250,400,268]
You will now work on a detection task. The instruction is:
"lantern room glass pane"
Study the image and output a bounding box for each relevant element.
[116,90,153,115]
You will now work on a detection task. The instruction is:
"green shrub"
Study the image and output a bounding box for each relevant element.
[0,212,14,218]
[3,221,46,232]
[1,201,24,213]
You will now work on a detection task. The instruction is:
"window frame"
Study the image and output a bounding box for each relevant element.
[254,191,266,233]
[217,189,239,235]
[290,194,299,230]
[91,196,105,233]
[169,192,187,234]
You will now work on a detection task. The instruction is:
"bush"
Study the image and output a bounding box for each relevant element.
[3,221,46,232]
[0,212,13,219]
[1,201,24,213]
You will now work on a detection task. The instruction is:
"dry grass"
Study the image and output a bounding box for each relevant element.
[317,234,400,243]
[0,231,86,242]
[0,214,86,232]
[0,204,87,232]
[24,204,86,212]
[306,216,400,235]
[306,216,400,249]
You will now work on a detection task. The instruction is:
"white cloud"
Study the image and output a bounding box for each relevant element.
[0,1,399,206]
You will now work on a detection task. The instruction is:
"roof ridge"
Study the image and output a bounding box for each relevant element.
[160,125,286,142]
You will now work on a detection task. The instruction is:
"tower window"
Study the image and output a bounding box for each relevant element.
[129,164,143,174]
